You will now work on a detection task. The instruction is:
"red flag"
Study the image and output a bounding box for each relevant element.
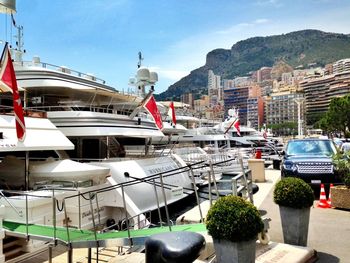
[0,44,26,141]
[167,101,176,125]
[224,118,241,136]
[233,119,241,136]
[263,130,267,139]
[143,95,163,130]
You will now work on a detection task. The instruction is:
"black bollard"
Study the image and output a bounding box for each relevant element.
[145,231,205,263]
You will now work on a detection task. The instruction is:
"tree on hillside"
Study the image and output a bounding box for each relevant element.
[317,95,350,137]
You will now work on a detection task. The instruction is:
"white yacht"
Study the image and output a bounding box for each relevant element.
[0,1,195,235]
[2,57,195,211]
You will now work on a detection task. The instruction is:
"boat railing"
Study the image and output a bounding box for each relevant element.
[16,60,108,85]
[25,105,119,115]
[1,157,245,251]
[16,60,139,97]
[0,190,22,217]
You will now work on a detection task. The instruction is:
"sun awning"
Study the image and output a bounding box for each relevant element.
[0,0,16,14]
[0,114,74,152]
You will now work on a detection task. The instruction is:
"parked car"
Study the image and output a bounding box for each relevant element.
[281,139,342,189]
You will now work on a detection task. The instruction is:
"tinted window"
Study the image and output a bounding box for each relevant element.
[286,140,336,156]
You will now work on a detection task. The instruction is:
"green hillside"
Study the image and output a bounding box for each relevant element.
[156,30,350,100]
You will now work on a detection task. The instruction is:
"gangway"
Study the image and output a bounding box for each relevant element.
[3,221,206,248]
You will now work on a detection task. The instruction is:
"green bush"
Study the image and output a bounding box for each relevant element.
[273,177,314,209]
[205,195,264,242]
[332,151,350,188]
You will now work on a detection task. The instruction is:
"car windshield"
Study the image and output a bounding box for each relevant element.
[286,140,337,156]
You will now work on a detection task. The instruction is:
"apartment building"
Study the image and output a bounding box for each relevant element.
[208,70,223,106]
[181,92,194,108]
[300,58,350,124]
[223,86,249,125]
[265,91,305,129]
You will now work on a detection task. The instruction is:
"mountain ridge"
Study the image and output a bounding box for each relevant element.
[156,29,350,100]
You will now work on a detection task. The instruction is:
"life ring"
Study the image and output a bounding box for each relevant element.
[258,232,270,245]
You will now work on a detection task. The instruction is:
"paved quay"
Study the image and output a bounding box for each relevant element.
[12,167,350,262]
[259,168,350,263]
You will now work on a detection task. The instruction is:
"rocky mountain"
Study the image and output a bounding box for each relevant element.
[156,30,350,100]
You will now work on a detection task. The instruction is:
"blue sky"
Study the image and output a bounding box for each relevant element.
[1,0,350,94]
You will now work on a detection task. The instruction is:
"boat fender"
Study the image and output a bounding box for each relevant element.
[106,218,119,230]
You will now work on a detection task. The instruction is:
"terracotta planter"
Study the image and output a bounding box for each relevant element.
[331,186,350,209]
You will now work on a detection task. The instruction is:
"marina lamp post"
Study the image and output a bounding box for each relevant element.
[294,97,305,138]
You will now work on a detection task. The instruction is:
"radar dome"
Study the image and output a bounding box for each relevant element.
[137,67,150,81]
[149,72,158,84]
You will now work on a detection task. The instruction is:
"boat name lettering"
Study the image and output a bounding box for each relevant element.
[82,207,104,218]
[147,165,175,175]
[171,187,183,198]
[0,142,17,148]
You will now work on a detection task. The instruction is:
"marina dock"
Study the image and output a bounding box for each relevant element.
[5,166,350,262]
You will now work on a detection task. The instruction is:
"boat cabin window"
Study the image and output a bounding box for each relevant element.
[0,150,60,160]
[35,179,94,189]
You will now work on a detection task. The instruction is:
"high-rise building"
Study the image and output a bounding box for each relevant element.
[223,86,249,125]
[194,95,210,117]
[208,70,223,106]
[332,58,350,74]
[256,67,272,83]
[298,58,350,124]
[181,93,194,108]
[265,92,305,134]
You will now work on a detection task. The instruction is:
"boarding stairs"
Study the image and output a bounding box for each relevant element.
[100,137,121,158]
[201,157,254,204]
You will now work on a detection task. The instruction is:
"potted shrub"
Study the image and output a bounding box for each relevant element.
[273,177,314,246]
[331,151,350,209]
[205,195,264,263]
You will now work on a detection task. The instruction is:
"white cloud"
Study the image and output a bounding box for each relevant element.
[216,18,271,35]
[158,69,189,81]
[255,0,282,6]
[255,18,270,24]
[148,66,189,83]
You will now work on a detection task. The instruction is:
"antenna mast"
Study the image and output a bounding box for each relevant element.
[137,51,143,68]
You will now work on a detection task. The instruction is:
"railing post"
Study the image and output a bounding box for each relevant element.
[88,192,99,252]
[67,247,73,263]
[159,173,171,231]
[209,159,219,197]
[232,178,238,196]
[25,194,29,240]
[208,170,212,205]
[63,199,71,244]
[48,244,53,263]
[188,166,204,222]
[152,179,163,227]
[88,248,92,263]
[78,191,81,229]
[121,185,132,246]
[95,193,101,227]
[52,189,57,244]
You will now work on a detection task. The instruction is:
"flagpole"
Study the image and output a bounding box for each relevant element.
[128,90,153,119]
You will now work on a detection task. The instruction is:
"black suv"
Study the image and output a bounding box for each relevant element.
[281,139,342,188]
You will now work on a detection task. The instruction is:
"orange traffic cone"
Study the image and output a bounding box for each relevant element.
[328,184,334,207]
[317,184,330,208]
